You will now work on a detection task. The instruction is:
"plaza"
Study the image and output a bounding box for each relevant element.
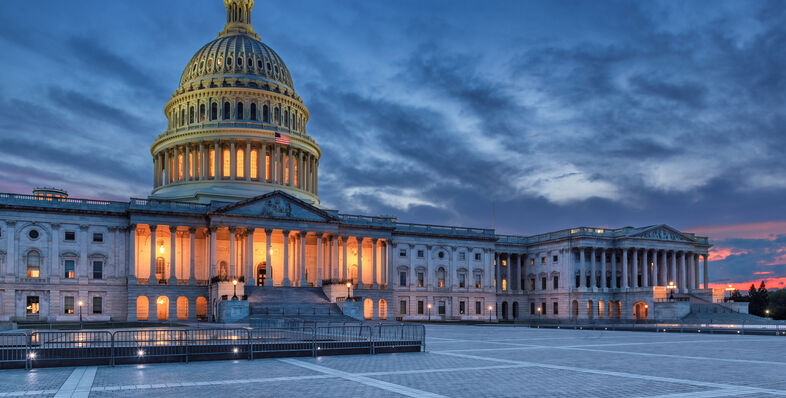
[2,324,785,397]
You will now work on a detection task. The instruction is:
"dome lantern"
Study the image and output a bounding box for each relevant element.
[219,0,259,41]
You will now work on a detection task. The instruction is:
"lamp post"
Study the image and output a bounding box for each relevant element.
[765,309,771,318]
[78,300,83,329]
[725,284,736,301]
[346,282,352,300]
[427,303,432,322]
[488,305,493,323]
[232,279,238,300]
[537,306,542,323]
[667,281,676,300]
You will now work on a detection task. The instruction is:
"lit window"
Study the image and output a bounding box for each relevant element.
[459,301,466,315]
[437,268,445,287]
[236,148,244,178]
[178,154,184,180]
[26,251,41,278]
[199,104,205,121]
[294,160,298,187]
[64,260,75,279]
[188,153,194,178]
[209,149,215,177]
[541,257,546,264]
[250,149,258,179]
[265,153,271,180]
[223,148,231,177]
[474,273,482,288]
[417,272,424,287]
[64,296,74,314]
[285,156,290,183]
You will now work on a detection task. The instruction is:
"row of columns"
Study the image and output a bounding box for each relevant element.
[153,140,318,195]
[575,247,709,293]
[494,253,527,293]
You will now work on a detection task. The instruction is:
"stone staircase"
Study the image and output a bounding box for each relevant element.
[245,286,353,322]
[680,294,782,324]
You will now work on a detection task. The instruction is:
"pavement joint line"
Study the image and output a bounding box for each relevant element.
[434,351,786,396]
[54,367,86,398]
[550,346,786,366]
[279,358,448,398]
[86,374,335,392]
[358,363,537,377]
[643,388,759,398]
[73,366,97,398]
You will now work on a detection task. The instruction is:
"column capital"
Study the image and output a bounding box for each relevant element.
[79,224,89,231]
[188,226,197,233]
[264,228,272,234]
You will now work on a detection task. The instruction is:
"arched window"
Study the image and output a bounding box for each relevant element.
[136,296,149,321]
[250,103,257,120]
[262,105,269,122]
[223,148,231,178]
[223,102,230,120]
[211,102,218,120]
[209,148,215,177]
[236,148,244,178]
[378,299,388,320]
[155,257,165,281]
[195,297,207,320]
[274,107,280,124]
[189,106,194,123]
[156,296,169,321]
[26,250,41,278]
[284,110,289,127]
[177,296,188,320]
[177,154,183,180]
[364,298,373,320]
[199,104,206,121]
[237,102,244,120]
[180,109,185,127]
[250,149,258,179]
[436,267,445,287]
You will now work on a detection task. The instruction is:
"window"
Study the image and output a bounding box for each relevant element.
[530,258,534,265]
[92,233,103,243]
[227,56,232,66]
[284,110,289,127]
[553,255,558,262]
[274,107,280,124]
[436,268,445,287]
[459,301,466,315]
[189,106,194,123]
[64,296,74,314]
[438,301,446,315]
[399,271,407,287]
[417,272,424,287]
[417,300,424,314]
[155,257,165,280]
[26,251,41,278]
[400,300,407,315]
[474,273,482,288]
[541,277,547,290]
[438,251,445,259]
[28,229,39,239]
[64,260,75,279]
[553,302,559,315]
[553,276,559,289]
[237,102,244,119]
[92,261,103,279]
[65,231,75,241]
[475,301,482,315]
[529,278,535,291]
[223,102,230,120]
[542,302,547,315]
[236,148,244,178]
[211,102,218,120]
[250,149,258,179]
[26,296,39,315]
[458,273,466,288]
[263,105,269,122]
[474,253,481,261]
[399,249,407,257]
[209,149,215,177]
[223,148,230,177]
[417,250,424,258]
[541,256,546,264]
[530,302,535,315]
[250,103,257,120]
[199,104,206,121]
[257,58,263,68]
[237,56,242,66]
[458,252,465,261]
[93,297,103,314]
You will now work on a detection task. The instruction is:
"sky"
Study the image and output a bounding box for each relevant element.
[0,0,785,289]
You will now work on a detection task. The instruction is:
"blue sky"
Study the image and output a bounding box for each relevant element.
[1,0,785,287]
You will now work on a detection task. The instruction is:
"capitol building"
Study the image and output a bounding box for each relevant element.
[0,0,715,324]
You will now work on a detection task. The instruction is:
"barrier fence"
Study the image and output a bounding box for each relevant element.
[0,324,426,369]
[524,319,786,335]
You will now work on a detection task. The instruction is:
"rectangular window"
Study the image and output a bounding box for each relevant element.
[223,148,231,177]
[417,250,424,258]
[530,278,535,291]
[400,300,407,315]
[399,249,407,257]
[209,149,216,177]
[250,149,258,179]
[265,153,271,180]
[474,273,482,288]
[64,260,75,279]
[530,258,534,265]
[188,152,194,178]
[438,301,446,315]
[541,256,546,264]
[92,261,103,279]
[26,296,39,315]
[92,232,103,243]
[530,302,535,315]
[93,297,103,314]
[475,301,481,315]
[553,255,559,262]
[542,302,547,315]
[417,300,424,314]
[553,302,559,315]
[417,272,424,287]
[553,276,559,289]
[459,301,466,315]
[541,277,547,290]
[458,252,465,261]
[474,252,481,261]
[64,296,74,314]
[458,273,466,288]
[237,149,245,178]
[399,271,407,287]
[65,231,76,241]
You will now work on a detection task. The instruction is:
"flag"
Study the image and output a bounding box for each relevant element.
[275,133,290,145]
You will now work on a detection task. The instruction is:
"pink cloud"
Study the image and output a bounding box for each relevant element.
[708,247,749,261]
[687,221,786,240]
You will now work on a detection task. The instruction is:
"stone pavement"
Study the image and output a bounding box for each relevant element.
[2,324,786,397]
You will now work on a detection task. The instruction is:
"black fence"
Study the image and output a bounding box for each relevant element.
[0,324,426,370]
[523,319,786,336]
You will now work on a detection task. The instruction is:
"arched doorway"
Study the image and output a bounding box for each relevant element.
[155,257,165,282]
[512,302,519,320]
[587,300,594,320]
[350,264,358,284]
[633,302,648,320]
[136,296,149,321]
[156,296,169,321]
[598,301,605,319]
[196,297,207,320]
[501,301,509,320]
[219,261,228,280]
[378,299,388,320]
[571,300,579,319]
[257,262,267,286]
[364,298,373,320]
[177,297,188,320]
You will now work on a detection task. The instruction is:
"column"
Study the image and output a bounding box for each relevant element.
[641,249,649,288]
[504,254,511,292]
[652,251,659,286]
[229,227,236,279]
[247,228,255,286]
[694,253,700,290]
[600,250,607,289]
[128,224,137,282]
[209,227,217,278]
[213,140,220,179]
[148,225,158,284]
[631,249,638,288]
[590,248,596,289]
[164,149,170,183]
[230,141,237,180]
[265,229,272,285]
[679,251,687,293]
[185,144,191,181]
[273,144,279,183]
[341,236,348,281]
[357,237,364,288]
[372,238,378,288]
[494,253,500,292]
[520,254,527,291]
[282,230,291,286]
[686,252,693,292]
[579,249,585,289]
[669,251,676,286]
[245,142,251,181]
[173,145,179,181]
[621,248,628,289]
[169,226,177,284]
[199,142,205,180]
[316,234,323,287]
[300,232,307,286]
[189,227,196,285]
[257,145,264,181]
[610,249,616,289]
[702,254,708,289]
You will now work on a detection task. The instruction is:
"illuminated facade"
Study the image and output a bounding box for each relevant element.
[0,0,715,324]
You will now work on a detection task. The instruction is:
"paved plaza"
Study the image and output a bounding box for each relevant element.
[2,324,786,397]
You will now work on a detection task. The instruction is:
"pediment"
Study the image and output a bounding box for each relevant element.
[628,225,695,243]
[210,191,338,222]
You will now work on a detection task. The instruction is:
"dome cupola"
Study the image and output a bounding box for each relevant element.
[150,0,320,205]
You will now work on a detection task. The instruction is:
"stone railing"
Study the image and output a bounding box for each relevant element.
[395,222,495,238]
[339,214,397,226]
[0,193,127,212]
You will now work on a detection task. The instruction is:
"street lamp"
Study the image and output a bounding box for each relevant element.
[232,279,238,300]
[78,300,83,329]
[537,306,542,322]
[666,281,676,300]
[346,282,352,299]
[725,284,736,301]
[488,305,493,323]
[765,309,771,318]
[427,303,432,322]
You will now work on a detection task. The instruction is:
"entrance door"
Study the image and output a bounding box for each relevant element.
[257,262,267,286]
[26,296,40,318]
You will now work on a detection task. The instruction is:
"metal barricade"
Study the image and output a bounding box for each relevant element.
[29,330,113,367]
[112,329,187,364]
[249,327,314,358]
[0,332,29,369]
[186,328,250,360]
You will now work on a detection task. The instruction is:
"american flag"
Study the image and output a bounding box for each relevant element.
[275,133,290,145]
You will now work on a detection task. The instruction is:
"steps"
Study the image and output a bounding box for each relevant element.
[245,286,354,322]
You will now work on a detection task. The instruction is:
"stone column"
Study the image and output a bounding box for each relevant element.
[600,250,607,289]
[50,223,60,278]
[169,227,177,285]
[164,149,170,184]
[173,145,179,181]
[694,253,700,290]
[199,142,206,180]
[185,144,191,181]
[621,248,628,289]
[686,252,693,291]
[229,227,236,279]
[679,251,687,293]
[189,227,196,285]
[341,236,348,281]
[265,229,272,285]
[300,232,307,286]
[213,140,220,179]
[372,238,378,288]
[128,224,137,283]
[652,251,659,286]
[669,251,677,286]
[149,225,158,284]
[78,224,89,279]
[282,230,291,286]
[257,145,264,181]
[610,249,616,289]
[316,234,323,286]
[245,142,251,181]
[288,148,294,186]
[641,249,649,288]
[247,228,255,286]
[590,248,597,289]
[579,248,586,289]
[494,253,500,292]
[702,254,708,289]
[357,237,364,288]
[209,227,217,278]
[505,254,511,292]
[229,141,237,180]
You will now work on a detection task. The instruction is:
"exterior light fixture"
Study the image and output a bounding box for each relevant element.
[137,350,145,356]
[28,352,36,359]
[159,245,165,254]
[232,279,238,300]
[233,347,239,354]
[345,282,352,299]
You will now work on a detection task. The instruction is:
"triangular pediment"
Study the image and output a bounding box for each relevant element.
[209,191,338,222]
[628,225,696,243]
